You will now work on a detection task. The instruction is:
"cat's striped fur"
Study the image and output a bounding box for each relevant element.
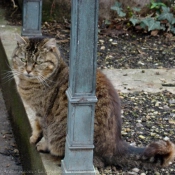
[11,35,175,169]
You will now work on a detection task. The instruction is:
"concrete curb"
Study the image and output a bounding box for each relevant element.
[102,69,175,94]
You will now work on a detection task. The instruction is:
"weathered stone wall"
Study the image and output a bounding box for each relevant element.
[118,0,150,8]
[99,0,151,19]
[17,0,151,21]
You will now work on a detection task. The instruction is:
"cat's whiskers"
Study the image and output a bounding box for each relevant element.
[36,76,45,87]
[1,70,13,77]
[39,74,54,87]
[39,73,51,82]
[36,76,50,88]
[2,70,20,84]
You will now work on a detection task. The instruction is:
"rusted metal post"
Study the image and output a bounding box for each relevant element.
[22,0,42,36]
[61,0,99,174]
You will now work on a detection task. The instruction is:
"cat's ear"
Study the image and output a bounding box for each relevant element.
[15,34,27,46]
[44,38,57,52]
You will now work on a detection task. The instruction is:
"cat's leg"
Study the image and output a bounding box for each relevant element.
[35,121,49,153]
[48,141,65,157]
[47,125,66,157]
[21,101,42,144]
[30,118,43,144]
[93,156,105,168]
[94,156,105,174]
[48,142,65,157]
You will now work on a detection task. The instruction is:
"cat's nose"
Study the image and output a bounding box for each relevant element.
[26,65,33,75]
[26,70,31,74]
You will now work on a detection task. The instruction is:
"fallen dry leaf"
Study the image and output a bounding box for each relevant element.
[151,30,159,36]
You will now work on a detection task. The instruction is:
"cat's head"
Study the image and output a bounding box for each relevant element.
[12,34,60,82]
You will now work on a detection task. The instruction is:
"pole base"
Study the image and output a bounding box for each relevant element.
[61,160,96,175]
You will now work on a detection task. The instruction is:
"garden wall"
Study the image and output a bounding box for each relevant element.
[17,0,151,21]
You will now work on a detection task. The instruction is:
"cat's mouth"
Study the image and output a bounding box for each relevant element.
[24,73,34,78]
[23,70,34,78]
[26,75,32,78]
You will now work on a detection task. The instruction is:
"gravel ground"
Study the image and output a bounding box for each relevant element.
[42,21,175,70]
[109,90,175,175]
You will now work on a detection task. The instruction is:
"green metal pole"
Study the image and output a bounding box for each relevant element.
[61,0,99,174]
[22,0,42,36]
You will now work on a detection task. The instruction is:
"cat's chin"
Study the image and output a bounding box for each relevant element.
[22,74,36,80]
[24,74,33,78]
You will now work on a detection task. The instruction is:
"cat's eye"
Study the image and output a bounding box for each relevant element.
[36,60,43,65]
[21,58,27,62]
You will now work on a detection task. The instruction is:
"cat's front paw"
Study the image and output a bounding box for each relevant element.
[36,141,49,153]
[30,135,38,144]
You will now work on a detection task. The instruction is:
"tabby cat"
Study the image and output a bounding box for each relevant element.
[11,35,175,169]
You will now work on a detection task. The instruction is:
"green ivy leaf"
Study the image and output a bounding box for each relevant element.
[171,17,175,25]
[151,2,166,9]
[130,17,140,26]
[118,11,126,17]
[157,6,175,24]
[141,17,152,26]
[114,1,122,8]
[140,22,147,29]
[151,2,158,9]
[161,6,170,13]
[160,24,166,31]
[141,17,161,31]
[158,12,174,24]
[158,3,166,7]
[105,19,111,25]
[132,7,141,12]
[148,21,161,31]
[111,2,126,17]
[170,26,175,34]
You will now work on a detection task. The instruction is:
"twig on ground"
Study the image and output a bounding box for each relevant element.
[162,83,175,87]
[50,0,56,16]
[11,0,17,8]
[10,0,18,17]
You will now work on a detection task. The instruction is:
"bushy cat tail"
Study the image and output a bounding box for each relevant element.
[110,139,175,169]
[130,139,175,168]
